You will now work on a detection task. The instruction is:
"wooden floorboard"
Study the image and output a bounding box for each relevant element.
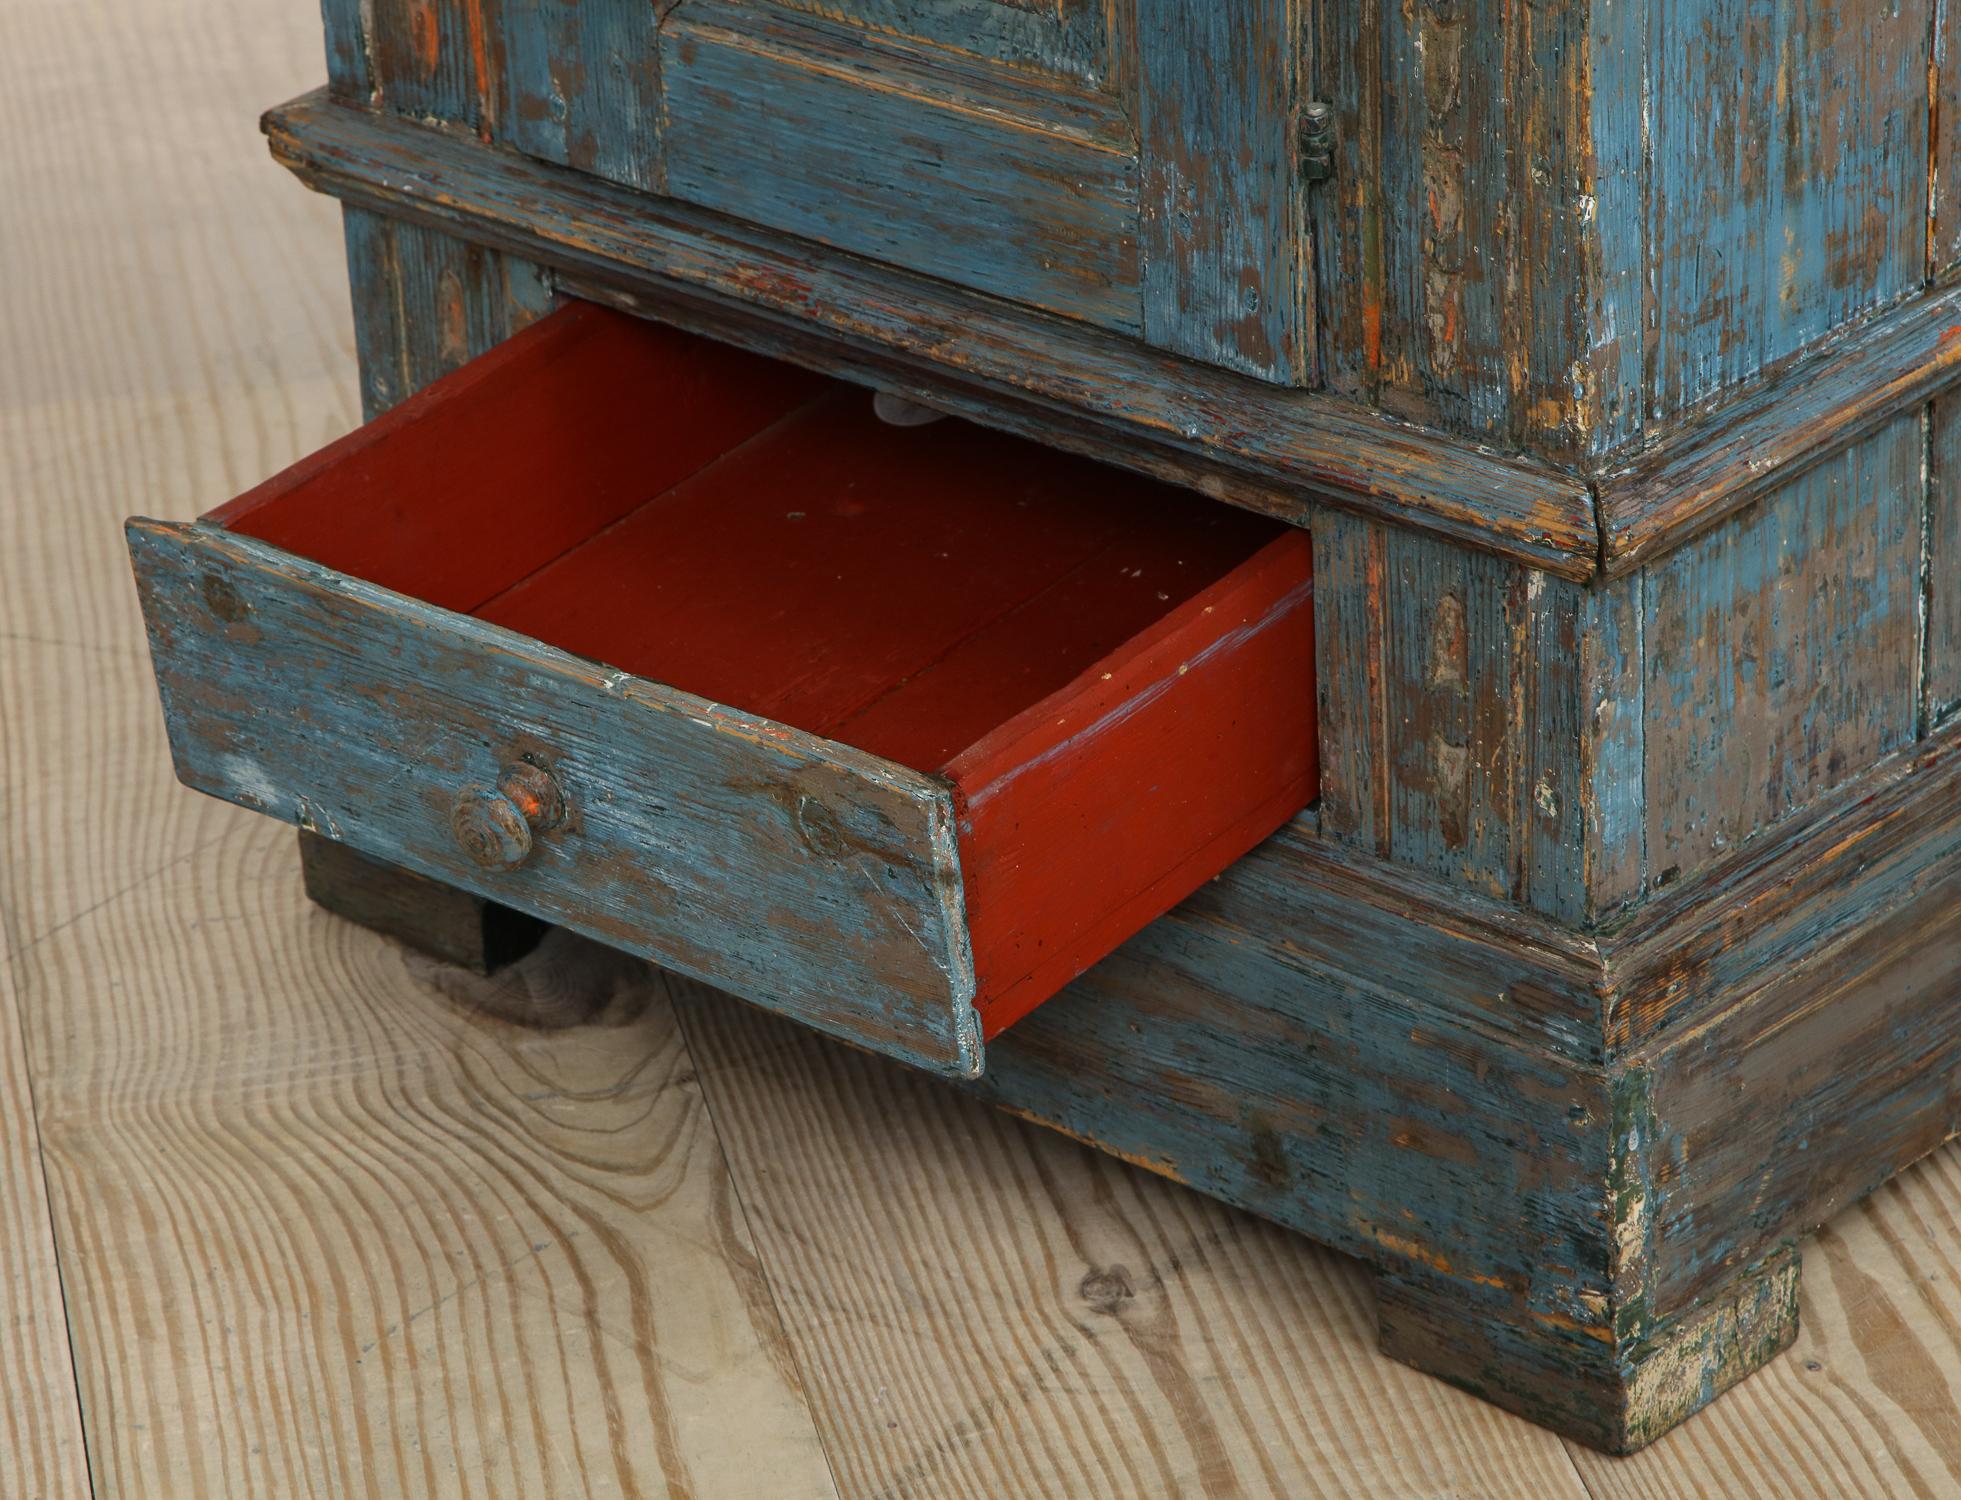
[2,0,1960,1494]
[670,984,1596,1499]
[0,931,93,1500]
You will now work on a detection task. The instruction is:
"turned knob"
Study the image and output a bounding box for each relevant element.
[450,762,565,871]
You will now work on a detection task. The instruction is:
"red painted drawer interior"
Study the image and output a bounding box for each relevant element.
[153,301,1317,1071]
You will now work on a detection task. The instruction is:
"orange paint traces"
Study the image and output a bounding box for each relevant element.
[463,0,492,141]
[406,0,440,80]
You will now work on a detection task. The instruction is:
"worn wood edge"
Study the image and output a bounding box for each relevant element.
[1596,282,1961,575]
[125,515,986,1079]
[1599,724,1961,1053]
[260,89,1602,578]
[1267,721,1961,1060]
[1375,1243,1801,1455]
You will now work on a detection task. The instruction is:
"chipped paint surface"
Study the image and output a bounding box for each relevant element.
[128,519,984,1077]
[256,2,1961,1446]
[264,92,1604,576]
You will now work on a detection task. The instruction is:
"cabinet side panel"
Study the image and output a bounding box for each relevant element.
[319,0,372,98]
[362,0,492,126]
[1311,511,1625,923]
[1641,414,1924,883]
[490,0,666,193]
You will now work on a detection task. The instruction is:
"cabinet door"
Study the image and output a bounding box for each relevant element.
[656,0,1313,383]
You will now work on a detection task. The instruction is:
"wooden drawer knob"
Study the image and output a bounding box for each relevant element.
[451,763,565,871]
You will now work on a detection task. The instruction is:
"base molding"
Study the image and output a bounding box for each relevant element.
[285,683,1959,1454]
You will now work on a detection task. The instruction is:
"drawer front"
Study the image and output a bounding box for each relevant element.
[128,521,983,1075]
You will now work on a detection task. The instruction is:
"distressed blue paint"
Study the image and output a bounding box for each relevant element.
[1135,0,1309,383]
[340,206,553,420]
[1648,864,1961,1311]
[317,0,371,99]
[758,0,1111,84]
[265,93,1601,574]
[127,521,985,1077]
[1641,415,1924,880]
[1927,394,1961,729]
[1935,0,1961,276]
[491,0,665,194]
[1630,0,1927,430]
[661,3,1140,334]
[972,735,1960,1443]
[1377,1246,1800,1455]
[1311,510,1626,924]
[1598,284,1961,574]
[1580,575,1648,919]
[366,0,489,128]
[1312,0,1594,458]
[1585,0,1649,458]
[977,839,1618,1326]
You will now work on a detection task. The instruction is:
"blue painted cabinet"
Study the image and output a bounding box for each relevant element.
[116,0,1961,1456]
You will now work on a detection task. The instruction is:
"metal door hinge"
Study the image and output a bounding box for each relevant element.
[1300,102,1335,183]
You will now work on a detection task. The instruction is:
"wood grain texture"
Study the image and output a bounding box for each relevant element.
[491,0,667,194]
[668,979,1600,1499]
[145,296,1319,1068]
[1640,415,1924,882]
[1135,0,1308,383]
[1603,731,1961,1052]
[0,933,91,1500]
[1572,1162,1961,1499]
[1598,0,1930,446]
[1311,510,1645,924]
[1936,0,1961,279]
[263,89,1604,577]
[130,520,985,1076]
[662,4,1140,332]
[1313,0,1593,459]
[21,836,841,1500]
[1929,391,1961,730]
[17,0,1961,1487]
[1596,285,1961,577]
[340,206,555,420]
[0,2,832,1494]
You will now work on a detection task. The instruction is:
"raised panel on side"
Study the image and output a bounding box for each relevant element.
[340,207,554,420]
[1934,1,1961,278]
[661,4,1140,331]
[1311,511,1643,924]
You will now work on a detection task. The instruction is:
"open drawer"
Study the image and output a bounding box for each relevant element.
[127,303,1316,1076]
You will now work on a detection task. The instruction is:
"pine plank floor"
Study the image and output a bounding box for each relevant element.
[1,0,1958,1495]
